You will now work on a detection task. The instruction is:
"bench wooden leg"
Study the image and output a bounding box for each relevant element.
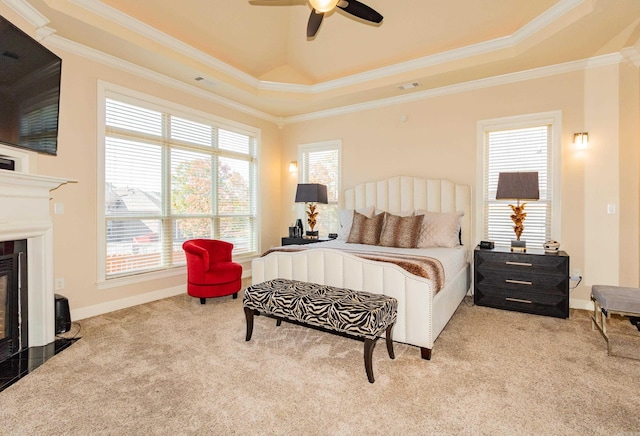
[420,347,432,360]
[364,337,378,383]
[385,323,395,359]
[244,307,254,341]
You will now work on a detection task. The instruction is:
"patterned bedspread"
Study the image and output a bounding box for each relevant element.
[261,246,445,293]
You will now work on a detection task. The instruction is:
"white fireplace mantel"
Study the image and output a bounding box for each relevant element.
[0,170,73,347]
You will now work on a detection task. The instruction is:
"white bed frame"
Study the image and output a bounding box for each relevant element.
[252,176,472,359]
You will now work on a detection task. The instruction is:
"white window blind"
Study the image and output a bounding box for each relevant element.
[299,141,341,236]
[483,125,553,248]
[103,95,257,279]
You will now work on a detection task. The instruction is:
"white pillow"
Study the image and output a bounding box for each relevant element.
[415,210,464,248]
[337,206,375,241]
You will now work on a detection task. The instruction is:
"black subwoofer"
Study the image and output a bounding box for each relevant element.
[54,294,71,334]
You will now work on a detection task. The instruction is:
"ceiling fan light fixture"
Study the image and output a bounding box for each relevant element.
[309,0,340,13]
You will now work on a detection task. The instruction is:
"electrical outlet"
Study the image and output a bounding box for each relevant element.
[570,269,581,281]
[55,278,65,290]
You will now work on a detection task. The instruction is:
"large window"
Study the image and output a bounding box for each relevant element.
[299,140,341,236]
[100,88,258,281]
[478,112,561,248]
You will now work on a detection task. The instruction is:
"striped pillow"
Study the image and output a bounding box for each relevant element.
[379,213,424,248]
[347,211,385,245]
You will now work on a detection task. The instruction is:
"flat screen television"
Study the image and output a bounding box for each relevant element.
[0,15,62,156]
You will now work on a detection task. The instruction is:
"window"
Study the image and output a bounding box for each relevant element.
[100,88,258,281]
[299,140,341,236]
[478,111,561,248]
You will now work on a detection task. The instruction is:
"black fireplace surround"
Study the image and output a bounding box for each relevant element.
[0,240,28,363]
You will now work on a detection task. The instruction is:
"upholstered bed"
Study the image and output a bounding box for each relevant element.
[251,176,472,359]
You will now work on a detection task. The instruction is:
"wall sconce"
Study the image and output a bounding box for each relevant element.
[574,132,588,149]
[289,161,297,173]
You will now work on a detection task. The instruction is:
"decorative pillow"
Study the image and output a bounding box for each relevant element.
[415,210,464,248]
[379,213,424,248]
[347,211,385,245]
[337,206,375,241]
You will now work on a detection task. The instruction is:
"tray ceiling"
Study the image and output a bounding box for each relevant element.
[7,0,640,119]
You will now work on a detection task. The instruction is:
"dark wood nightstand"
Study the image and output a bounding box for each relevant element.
[281,237,329,246]
[474,246,569,318]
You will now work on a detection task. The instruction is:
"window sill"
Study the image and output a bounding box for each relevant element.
[98,253,258,291]
[98,266,186,290]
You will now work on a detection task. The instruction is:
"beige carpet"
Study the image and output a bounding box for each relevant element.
[1,286,639,435]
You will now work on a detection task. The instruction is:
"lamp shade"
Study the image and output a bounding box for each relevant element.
[295,183,328,204]
[495,172,539,201]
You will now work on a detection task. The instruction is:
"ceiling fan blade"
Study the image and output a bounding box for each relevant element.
[337,0,383,23]
[307,10,324,37]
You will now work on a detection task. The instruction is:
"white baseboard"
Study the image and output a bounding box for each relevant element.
[570,297,594,312]
[72,268,251,321]
[71,285,187,321]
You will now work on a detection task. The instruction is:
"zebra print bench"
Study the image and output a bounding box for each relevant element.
[243,278,397,383]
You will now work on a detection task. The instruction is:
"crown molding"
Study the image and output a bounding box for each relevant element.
[63,0,586,95]
[41,28,623,125]
[621,40,640,67]
[283,53,623,124]
[2,0,49,27]
[5,0,627,126]
[43,34,278,123]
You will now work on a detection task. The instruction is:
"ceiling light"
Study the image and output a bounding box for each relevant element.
[194,76,215,87]
[398,82,420,90]
[309,0,340,13]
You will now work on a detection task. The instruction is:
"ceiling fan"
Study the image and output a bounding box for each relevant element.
[251,0,383,38]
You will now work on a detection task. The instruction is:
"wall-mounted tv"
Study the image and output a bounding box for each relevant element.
[0,15,62,156]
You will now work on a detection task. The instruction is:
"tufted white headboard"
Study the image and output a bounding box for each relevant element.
[343,176,473,250]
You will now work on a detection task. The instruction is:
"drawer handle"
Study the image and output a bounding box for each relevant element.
[506,297,532,304]
[505,261,532,267]
[505,279,532,285]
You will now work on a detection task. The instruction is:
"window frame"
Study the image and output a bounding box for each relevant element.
[298,140,342,236]
[475,111,562,248]
[97,82,260,288]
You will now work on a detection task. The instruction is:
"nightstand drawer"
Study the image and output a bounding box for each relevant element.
[473,246,570,318]
[474,286,568,318]
[475,251,568,277]
[475,269,568,296]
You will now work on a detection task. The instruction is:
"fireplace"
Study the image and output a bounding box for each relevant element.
[0,241,27,363]
[0,165,71,352]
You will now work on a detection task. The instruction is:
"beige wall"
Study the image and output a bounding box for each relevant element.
[2,4,638,316]
[0,5,283,317]
[281,65,640,309]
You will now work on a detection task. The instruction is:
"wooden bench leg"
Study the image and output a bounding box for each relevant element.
[385,323,395,359]
[364,337,379,383]
[244,307,254,341]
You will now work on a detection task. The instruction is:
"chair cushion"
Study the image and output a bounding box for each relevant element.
[197,262,242,285]
[592,285,640,314]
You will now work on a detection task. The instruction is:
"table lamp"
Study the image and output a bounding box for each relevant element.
[295,183,328,238]
[495,172,539,252]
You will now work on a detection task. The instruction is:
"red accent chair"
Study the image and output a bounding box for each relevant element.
[182,239,242,304]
